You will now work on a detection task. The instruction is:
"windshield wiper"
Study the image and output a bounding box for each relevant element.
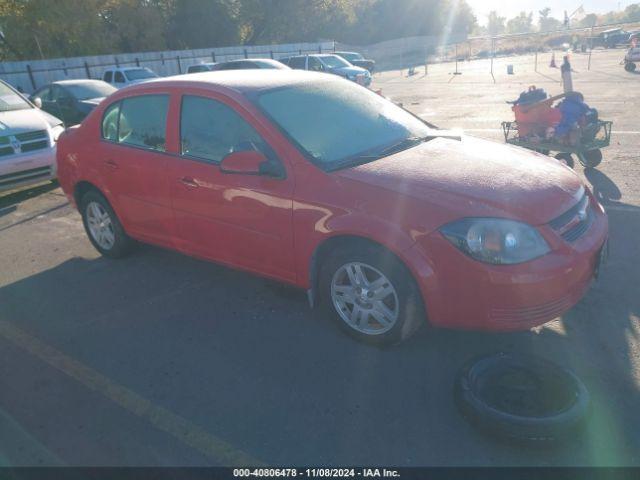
[326,135,435,172]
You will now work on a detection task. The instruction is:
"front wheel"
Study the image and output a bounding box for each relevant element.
[555,153,575,168]
[80,190,134,258]
[319,244,424,345]
[625,62,637,72]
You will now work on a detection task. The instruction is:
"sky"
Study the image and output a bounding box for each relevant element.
[467,0,636,25]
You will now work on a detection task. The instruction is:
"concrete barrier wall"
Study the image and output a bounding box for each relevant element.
[0,41,335,93]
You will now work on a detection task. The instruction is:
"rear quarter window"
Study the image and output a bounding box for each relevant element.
[101,102,120,141]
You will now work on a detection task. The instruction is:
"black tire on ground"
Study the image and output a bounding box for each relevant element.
[624,62,636,72]
[555,153,575,169]
[318,242,425,346]
[454,352,590,443]
[79,189,134,259]
[578,149,603,169]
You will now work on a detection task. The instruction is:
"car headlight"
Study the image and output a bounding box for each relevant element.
[50,124,65,143]
[440,218,550,265]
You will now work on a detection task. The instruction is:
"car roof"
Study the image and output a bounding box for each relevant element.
[52,79,110,86]
[121,69,338,95]
[106,66,151,72]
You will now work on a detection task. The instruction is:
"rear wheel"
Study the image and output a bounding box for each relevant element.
[577,149,603,169]
[80,190,134,258]
[625,62,636,72]
[319,243,424,345]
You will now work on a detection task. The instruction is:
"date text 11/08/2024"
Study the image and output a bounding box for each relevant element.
[232,468,400,478]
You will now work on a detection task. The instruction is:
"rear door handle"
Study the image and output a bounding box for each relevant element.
[180,176,199,188]
[104,159,118,169]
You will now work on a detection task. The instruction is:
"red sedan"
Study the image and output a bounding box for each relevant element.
[56,71,608,345]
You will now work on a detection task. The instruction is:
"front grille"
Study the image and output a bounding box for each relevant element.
[20,140,49,153]
[0,146,13,157]
[562,209,595,242]
[0,130,50,158]
[15,130,47,142]
[548,194,593,243]
[0,166,52,187]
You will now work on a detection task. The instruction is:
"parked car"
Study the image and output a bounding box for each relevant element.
[280,54,371,86]
[56,71,608,345]
[30,79,116,127]
[186,63,217,73]
[593,28,630,49]
[334,51,375,73]
[208,59,290,71]
[102,67,159,88]
[0,79,64,192]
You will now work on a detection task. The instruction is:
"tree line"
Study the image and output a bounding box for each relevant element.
[0,0,475,60]
[0,0,638,61]
[479,4,640,37]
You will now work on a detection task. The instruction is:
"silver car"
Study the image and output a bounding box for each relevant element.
[0,80,64,193]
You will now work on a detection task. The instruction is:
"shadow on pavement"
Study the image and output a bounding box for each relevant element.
[0,182,59,210]
[584,169,622,205]
[0,202,638,466]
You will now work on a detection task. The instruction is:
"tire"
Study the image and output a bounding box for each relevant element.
[318,242,424,346]
[577,149,603,169]
[554,153,574,168]
[80,189,134,258]
[454,352,590,443]
[624,62,636,72]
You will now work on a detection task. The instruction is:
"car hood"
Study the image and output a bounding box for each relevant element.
[0,108,58,135]
[335,135,584,226]
[330,65,369,76]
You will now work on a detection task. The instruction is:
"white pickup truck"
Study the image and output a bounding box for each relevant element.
[102,67,159,88]
[0,80,64,193]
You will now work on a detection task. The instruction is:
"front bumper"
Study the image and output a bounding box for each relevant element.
[0,147,56,192]
[407,202,608,331]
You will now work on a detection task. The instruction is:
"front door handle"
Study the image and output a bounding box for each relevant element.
[104,159,118,169]
[180,176,199,188]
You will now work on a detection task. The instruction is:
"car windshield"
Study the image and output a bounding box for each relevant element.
[341,52,362,62]
[0,82,32,112]
[65,82,116,100]
[124,68,158,80]
[256,79,434,170]
[319,55,351,68]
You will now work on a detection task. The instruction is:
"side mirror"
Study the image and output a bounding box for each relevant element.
[220,150,268,175]
[32,97,42,109]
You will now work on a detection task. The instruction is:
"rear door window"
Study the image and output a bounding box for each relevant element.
[103,71,113,83]
[114,71,126,84]
[114,95,169,151]
[288,57,306,69]
[308,57,323,71]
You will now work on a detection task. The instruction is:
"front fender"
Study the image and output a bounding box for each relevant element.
[294,207,417,290]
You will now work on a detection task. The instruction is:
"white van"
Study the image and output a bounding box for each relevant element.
[0,80,64,193]
[102,67,159,88]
